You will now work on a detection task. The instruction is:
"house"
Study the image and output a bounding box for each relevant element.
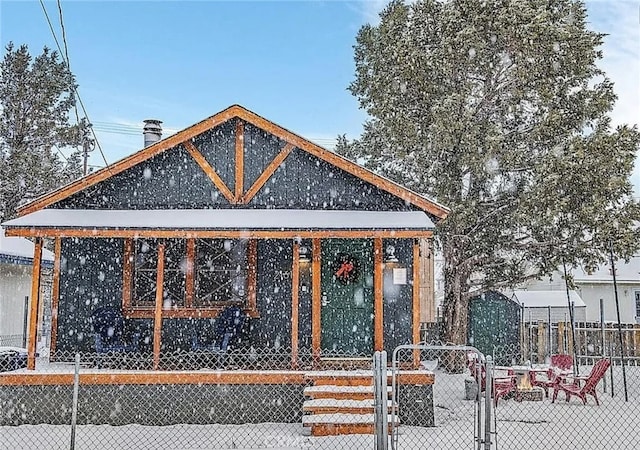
[522,255,640,323]
[0,227,54,348]
[2,104,448,371]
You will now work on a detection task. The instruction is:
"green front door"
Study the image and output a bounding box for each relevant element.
[321,239,374,355]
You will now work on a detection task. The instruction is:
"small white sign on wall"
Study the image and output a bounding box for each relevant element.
[392,268,407,285]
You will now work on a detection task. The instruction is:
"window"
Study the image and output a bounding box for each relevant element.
[132,238,186,308]
[124,238,257,318]
[195,239,248,307]
[635,291,640,322]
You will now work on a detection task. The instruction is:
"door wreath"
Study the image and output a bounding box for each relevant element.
[333,253,359,284]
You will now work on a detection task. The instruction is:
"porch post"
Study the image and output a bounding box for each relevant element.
[311,238,321,365]
[291,241,300,369]
[374,238,384,352]
[27,238,43,370]
[50,238,62,355]
[153,241,166,370]
[413,239,422,368]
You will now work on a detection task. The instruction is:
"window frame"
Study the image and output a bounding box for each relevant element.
[123,237,258,318]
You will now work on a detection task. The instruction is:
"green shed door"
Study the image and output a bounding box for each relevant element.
[321,239,374,355]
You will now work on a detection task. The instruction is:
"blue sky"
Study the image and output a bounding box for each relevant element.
[1,0,639,193]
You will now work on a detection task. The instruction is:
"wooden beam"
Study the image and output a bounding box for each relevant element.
[185,238,196,308]
[242,143,294,204]
[412,239,421,368]
[6,227,434,240]
[183,140,235,203]
[122,239,134,313]
[17,106,243,216]
[153,241,165,370]
[291,241,300,369]
[123,306,260,319]
[0,371,306,386]
[311,238,321,364]
[49,238,61,356]
[413,239,421,346]
[247,239,257,314]
[235,120,244,201]
[27,238,43,370]
[0,370,433,387]
[374,238,384,352]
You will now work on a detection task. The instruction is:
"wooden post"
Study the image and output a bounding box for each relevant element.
[152,241,165,370]
[374,238,383,352]
[634,325,640,357]
[122,239,134,312]
[412,239,421,368]
[537,322,546,363]
[27,238,43,370]
[558,321,565,355]
[291,241,300,369]
[311,238,321,365]
[247,239,258,314]
[567,321,574,356]
[185,239,195,308]
[50,238,62,356]
[235,120,244,201]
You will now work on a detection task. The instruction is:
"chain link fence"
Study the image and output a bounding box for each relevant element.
[2,344,640,449]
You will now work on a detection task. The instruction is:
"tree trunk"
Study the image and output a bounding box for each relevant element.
[442,244,470,345]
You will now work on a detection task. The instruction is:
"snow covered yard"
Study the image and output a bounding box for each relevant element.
[2,365,639,449]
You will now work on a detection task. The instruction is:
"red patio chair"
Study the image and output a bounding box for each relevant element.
[550,354,574,370]
[531,354,574,398]
[493,375,518,406]
[552,358,611,405]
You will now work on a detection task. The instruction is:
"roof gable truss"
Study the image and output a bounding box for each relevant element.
[17,105,448,219]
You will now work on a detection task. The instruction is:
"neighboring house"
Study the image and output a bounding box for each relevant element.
[522,254,640,323]
[511,290,587,323]
[0,227,54,347]
[2,104,448,369]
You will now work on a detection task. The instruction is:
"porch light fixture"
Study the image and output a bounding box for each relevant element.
[385,245,398,263]
[299,246,311,263]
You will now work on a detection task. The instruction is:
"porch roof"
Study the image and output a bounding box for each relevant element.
[3,208,435,238]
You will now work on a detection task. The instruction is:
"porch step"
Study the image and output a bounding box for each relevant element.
[302,371,398,436]
[303,384,392,401]
[318,357,372,370]
[303,399,395,415]
[305,370,375,386]
[302,413,398,436]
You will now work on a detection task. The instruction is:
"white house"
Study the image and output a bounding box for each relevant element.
[0,227,54,347]
[523,254,640,323]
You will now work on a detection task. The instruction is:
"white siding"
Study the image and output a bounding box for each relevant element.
[0,264,31,346]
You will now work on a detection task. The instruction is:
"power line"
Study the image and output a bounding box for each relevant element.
[38,0,111,172]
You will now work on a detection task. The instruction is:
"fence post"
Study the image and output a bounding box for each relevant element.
[373,351,388,450]
[484,356,493,450]
[600,299,607,392]
[558,322,565,354]
[70,353,80,450]
[537,323,545,364]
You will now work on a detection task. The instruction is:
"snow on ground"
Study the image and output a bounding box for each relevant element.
[2,365,639,449]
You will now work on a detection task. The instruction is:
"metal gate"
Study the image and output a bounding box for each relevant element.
[390,344,492,449]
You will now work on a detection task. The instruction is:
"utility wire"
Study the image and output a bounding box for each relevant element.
[56,0,84,171]
[39,0,111,172]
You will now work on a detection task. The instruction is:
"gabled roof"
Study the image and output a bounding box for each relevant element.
[16,105,448,219]
[511,290,586,308]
